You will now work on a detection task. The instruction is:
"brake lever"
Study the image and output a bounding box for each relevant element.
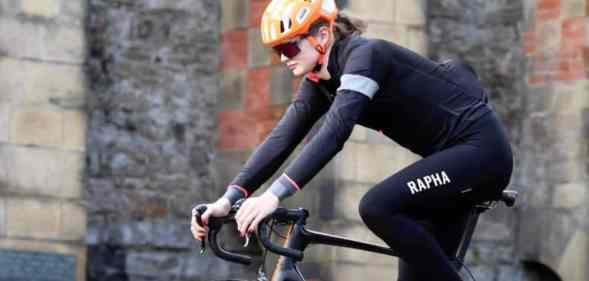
[243,232,252,247]
[231,199,252,248]
[194,204,208,255]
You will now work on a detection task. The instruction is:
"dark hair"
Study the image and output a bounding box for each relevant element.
[309,12,366,41]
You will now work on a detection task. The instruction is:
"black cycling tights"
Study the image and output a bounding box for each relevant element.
[358,114,513,281]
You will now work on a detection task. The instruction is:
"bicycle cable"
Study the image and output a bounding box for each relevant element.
[256,219,290,281]
[453,259,477,281]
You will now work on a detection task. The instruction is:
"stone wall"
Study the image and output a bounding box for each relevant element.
[0,0,88,280]
[428,0,589,280]
[517,1,588,281]
[84,1,242,280]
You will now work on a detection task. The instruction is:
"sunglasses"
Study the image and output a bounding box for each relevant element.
[272,35,308,59]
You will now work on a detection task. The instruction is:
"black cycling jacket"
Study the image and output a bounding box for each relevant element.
[223,35,492,203]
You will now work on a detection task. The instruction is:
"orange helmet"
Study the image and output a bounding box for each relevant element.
[260,0,338,48]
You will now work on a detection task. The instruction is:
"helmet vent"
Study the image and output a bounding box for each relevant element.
[322,0,336,12]
[280,18,292,33]
[297,7,309,23]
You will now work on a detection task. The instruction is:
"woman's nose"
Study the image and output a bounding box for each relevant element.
[280,54,289,63]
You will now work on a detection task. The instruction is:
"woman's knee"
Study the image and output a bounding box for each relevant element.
[358,185,402,225]
[358,192,380,225]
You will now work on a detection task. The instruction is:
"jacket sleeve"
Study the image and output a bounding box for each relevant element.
[222,78,330,205]
[267,41,389,200]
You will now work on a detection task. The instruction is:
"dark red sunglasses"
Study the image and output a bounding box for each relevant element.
[272,35,308,59]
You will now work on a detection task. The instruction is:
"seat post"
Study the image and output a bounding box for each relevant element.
[453,190,518,269]
[455,207,483,267]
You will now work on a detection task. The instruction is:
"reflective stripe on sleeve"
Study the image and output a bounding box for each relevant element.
[337,74,379,99]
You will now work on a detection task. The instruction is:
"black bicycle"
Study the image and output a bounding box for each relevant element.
[194,190,518,281]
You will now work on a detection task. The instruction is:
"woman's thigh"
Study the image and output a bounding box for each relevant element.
[362,142,510,218]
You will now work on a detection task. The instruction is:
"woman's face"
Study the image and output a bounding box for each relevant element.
[280,37,319,77]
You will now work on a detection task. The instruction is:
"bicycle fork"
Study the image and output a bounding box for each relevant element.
[270,224,307,281]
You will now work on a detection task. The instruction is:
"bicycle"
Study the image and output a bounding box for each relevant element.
[194,190,518,281]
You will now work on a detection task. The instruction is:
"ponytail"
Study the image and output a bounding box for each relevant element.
[309,12,366,41]
[333,13,366,40]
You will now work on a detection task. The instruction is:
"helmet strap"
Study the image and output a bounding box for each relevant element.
[305,34,329,82]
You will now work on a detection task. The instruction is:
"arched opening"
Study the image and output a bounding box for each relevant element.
[521,261,562,281]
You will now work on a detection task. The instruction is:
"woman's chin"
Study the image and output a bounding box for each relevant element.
[291,68,306,77]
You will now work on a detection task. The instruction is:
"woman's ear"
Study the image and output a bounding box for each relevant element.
[319,26,331,45]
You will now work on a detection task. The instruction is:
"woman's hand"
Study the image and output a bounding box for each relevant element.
[235,192,279,237]
[191,198,232,241]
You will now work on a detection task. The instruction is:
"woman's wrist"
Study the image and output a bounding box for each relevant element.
[216,197,231,209]
[268,174,300,201]
[262,190,280,203]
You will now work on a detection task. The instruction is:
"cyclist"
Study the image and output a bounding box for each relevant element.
[191,0,513,280]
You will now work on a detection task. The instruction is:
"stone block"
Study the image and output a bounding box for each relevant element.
[328,261,398,281]
[365,128,391,144]
[249,26,271,68]
[0,0,20,16]
[334,142,358,182]
[0,199,4,236]
[349,125,367,142]
[21,61,85,106]
[332,244,398,267]
[21,0,60,18]
[345,0,396,23]
[407,26,427,55]
[0,103,10,142]
[0,146,81,199]
[395,0,426,25]
[221,29,249,71]
[561,0,585,19]
[557,230,588,281]
[221,0,249,32]
[270,65,294,105]
[300,244,333,264]
[62,110,87,151]
[245,67,272,110]
[0,58,85,106]
[217,109,259,150]
[10,106,63,147]
[365,23,408,48]
[542,211,578,267]
[212,150,250,192]
[220,69,246,111]
[0,18,40,59]
[60,0,86,26]
[332,183,370,221]
[553,182,586,208]
[249,0,271,27]
[535,19,561,54]
[553,81,589,113]
[325,221,386,247]
[0,57,24,105]
[516,207,548,259]
[60,202,86,241]
[59,151,84,199]
[465,266,498,281]
[44,24,86,63]
[472,219,512,242]
[5,198,61,240]
[0,18,85,63]
[548,148,585,183]
[537,0,561,21]
[0,238,86,281]
[357,144,410,183]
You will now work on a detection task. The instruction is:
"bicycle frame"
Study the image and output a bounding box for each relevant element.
[269,222,397,281]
